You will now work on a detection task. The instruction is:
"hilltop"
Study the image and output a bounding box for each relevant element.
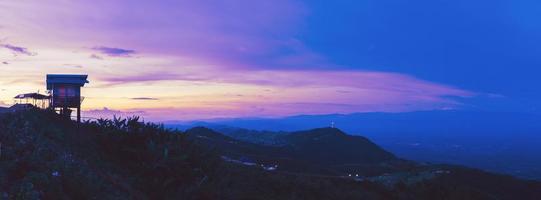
[1,109,541,199]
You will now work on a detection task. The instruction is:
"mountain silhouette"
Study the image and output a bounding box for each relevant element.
[281,128,396,165]
[185,127,398,170]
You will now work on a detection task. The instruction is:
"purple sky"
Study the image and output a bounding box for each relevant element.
[0,0,497,121]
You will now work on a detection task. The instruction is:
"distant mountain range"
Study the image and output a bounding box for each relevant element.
[168,110,541,137]
[166,110,541,180]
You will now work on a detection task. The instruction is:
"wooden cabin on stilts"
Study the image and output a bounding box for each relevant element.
[46,74,89,123]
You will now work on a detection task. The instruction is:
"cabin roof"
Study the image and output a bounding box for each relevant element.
[46,74,89,90]
[14,93,50,99]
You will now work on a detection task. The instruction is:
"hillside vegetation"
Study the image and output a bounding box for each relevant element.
[1,109,540,200]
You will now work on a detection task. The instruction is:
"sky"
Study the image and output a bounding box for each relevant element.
[0,0,540,121]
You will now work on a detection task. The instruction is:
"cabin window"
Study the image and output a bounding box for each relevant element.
[66,87,77,97]
[55,86,77,97]
[57,86,65,97]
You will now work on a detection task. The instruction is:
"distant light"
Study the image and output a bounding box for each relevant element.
[356,174,359,177]
[52,171,60,177]
[348,174,352,177]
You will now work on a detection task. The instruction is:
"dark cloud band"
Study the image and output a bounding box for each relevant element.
[92,46,136,57]
[1,44,36,56]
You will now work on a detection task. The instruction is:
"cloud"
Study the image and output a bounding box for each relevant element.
[69,65,83,68]
[98,69,473,97]
[87,69,476,120]
[83,107,146,119]
[58,64,83,68]
[100,72,208,85]
[92,46,136,57]
[90,54,103,60]
[0,1,308,70]
[131,97,159,100]
[2,61,8,65]
[0,43,36,56]
[336,90,352,94]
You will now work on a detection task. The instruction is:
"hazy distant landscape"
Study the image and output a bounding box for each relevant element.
[167,110,541,181]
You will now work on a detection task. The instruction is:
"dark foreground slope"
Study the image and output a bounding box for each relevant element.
[1,109,540,200]
[0,109,221,199]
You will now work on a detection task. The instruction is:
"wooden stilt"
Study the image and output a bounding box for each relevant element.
[77,106,81,123]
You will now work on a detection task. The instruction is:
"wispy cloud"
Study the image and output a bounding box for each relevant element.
[131,97,159,100]
[57,64,83,68]
[90,54,103,60]
[86,68,476,120]
[0,1,309,70]
[0,44,36,56]
[92,46,135,57]
[100,72,208,85]
[98,69,474,98]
